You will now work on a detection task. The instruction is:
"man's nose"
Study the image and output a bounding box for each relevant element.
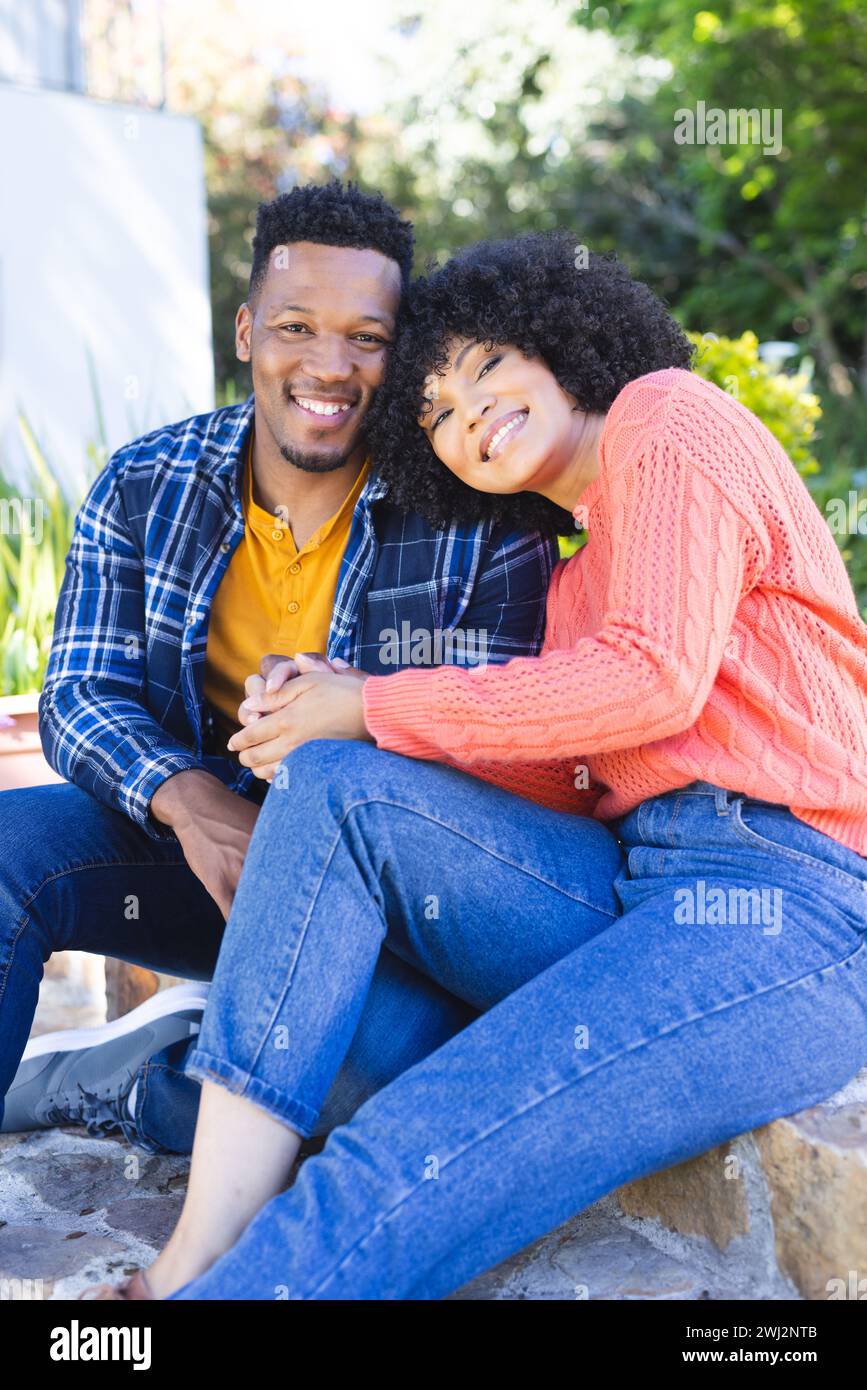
[303,336,353,382]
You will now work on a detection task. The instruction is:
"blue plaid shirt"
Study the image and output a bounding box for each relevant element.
[40,396,557,839]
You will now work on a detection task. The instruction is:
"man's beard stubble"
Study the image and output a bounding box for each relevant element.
[277,442,355,475]
[272,378,369,475]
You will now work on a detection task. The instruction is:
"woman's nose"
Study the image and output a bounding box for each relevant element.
[465,394,496,433]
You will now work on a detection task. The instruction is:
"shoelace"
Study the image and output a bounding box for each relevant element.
[42,1082,139,1146]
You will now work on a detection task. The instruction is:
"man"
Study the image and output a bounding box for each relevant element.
[0,182,557,1155]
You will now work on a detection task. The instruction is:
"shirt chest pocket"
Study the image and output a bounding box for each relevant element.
[359,579,473,673]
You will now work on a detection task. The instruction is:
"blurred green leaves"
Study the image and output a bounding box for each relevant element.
[687,330,822,473]
[0,416,102,697]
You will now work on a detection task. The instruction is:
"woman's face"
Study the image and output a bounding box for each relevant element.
[418,338,582,496]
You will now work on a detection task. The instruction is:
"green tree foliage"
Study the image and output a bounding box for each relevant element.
[357,1,866,404]
[688,330,822,474]
[161,3,348,392]
[603,0,867,399]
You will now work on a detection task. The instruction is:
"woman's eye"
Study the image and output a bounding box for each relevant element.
[478,354,502,379]
[431,408,452,431]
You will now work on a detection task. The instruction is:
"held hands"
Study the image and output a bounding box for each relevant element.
[149,653,371,915]
[227,651,372,782]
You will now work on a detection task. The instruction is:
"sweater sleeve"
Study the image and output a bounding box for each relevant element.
[362,422,764,769]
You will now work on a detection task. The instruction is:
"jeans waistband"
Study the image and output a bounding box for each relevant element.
[673,780,743,813]
[661,781,867,879]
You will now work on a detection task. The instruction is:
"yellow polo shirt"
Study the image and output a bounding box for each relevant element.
[204,441,369,732]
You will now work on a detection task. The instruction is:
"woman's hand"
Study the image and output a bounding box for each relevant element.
[228,653,371,781]
[238,651,354,726]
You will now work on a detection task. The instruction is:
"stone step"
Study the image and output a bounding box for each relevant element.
[2,968,864,1299]
[616,1067,867,1302]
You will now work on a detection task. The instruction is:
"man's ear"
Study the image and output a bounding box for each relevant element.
[235,302,253,363]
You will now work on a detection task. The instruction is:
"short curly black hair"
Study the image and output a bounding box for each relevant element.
[367,231,695,534]
[249,181,414,300]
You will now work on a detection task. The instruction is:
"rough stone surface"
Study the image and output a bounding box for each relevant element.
[33,952,105,1035]
[612,1068,867,1302]
[451,1196,747,1301]
[2,954,864,1301]
[754,1102,867,1301]
[104,959,159,1022]
[102,1195,185,1246]
[0,1129,188,1300]
[618,1142,751,1250]
[0,1224,127,1279]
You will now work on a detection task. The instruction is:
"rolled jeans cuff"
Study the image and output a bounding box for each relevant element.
[183,1046,320,1139]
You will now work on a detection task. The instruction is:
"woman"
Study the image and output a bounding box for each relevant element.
[86,233,867,1300]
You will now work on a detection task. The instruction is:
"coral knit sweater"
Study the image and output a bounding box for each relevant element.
[362,368,867,856]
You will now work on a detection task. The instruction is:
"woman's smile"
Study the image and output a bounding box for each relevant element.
[479,408,529,462]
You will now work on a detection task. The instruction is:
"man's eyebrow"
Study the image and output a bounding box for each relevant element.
[266,304,394,329]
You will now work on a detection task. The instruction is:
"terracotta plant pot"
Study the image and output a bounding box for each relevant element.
[0,693,64,791]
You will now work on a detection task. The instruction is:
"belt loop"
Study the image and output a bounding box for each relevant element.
[714,785,731,816]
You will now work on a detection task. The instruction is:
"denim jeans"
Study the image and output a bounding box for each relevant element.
[165,743,867,1300]
[0,782,477,1144]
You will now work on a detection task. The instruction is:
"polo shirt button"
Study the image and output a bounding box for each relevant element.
[272,529,284,541]
[287,601,300,614]
[289,562,301,575]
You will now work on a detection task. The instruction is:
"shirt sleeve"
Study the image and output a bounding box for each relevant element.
[362,424,765,771]
[38,455,209,839]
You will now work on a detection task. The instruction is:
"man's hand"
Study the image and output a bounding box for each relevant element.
[150,769,259,920]
[228,657,371,781]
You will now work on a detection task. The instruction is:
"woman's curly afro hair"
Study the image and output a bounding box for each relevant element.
[367,230,694,535]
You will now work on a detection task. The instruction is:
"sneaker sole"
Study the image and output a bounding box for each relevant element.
[21,980,211,1060]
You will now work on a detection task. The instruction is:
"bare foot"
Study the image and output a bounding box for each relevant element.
[142,1231,225,1299]
[79,1269,154,1300]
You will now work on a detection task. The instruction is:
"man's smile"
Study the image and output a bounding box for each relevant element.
[290,393,358,427]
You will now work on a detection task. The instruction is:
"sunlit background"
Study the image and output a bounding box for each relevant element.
[1,0,865,698]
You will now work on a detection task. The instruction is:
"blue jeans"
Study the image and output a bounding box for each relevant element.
[167,742,867,1300]
[0,782,477,1144]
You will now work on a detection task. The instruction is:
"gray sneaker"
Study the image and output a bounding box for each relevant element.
[2,981,210,1140]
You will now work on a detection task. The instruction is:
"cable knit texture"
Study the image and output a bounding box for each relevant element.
[363,368,867,855]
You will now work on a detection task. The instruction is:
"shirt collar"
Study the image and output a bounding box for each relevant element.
[360,469,389,506]
[196,394,255,508]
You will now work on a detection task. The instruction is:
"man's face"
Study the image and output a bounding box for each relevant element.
[236,241,402,473]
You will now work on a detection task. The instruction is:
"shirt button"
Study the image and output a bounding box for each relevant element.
[287,601,300,614]
[289,562,301,575]
[272,529,284,541]
[220,542,231,553]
